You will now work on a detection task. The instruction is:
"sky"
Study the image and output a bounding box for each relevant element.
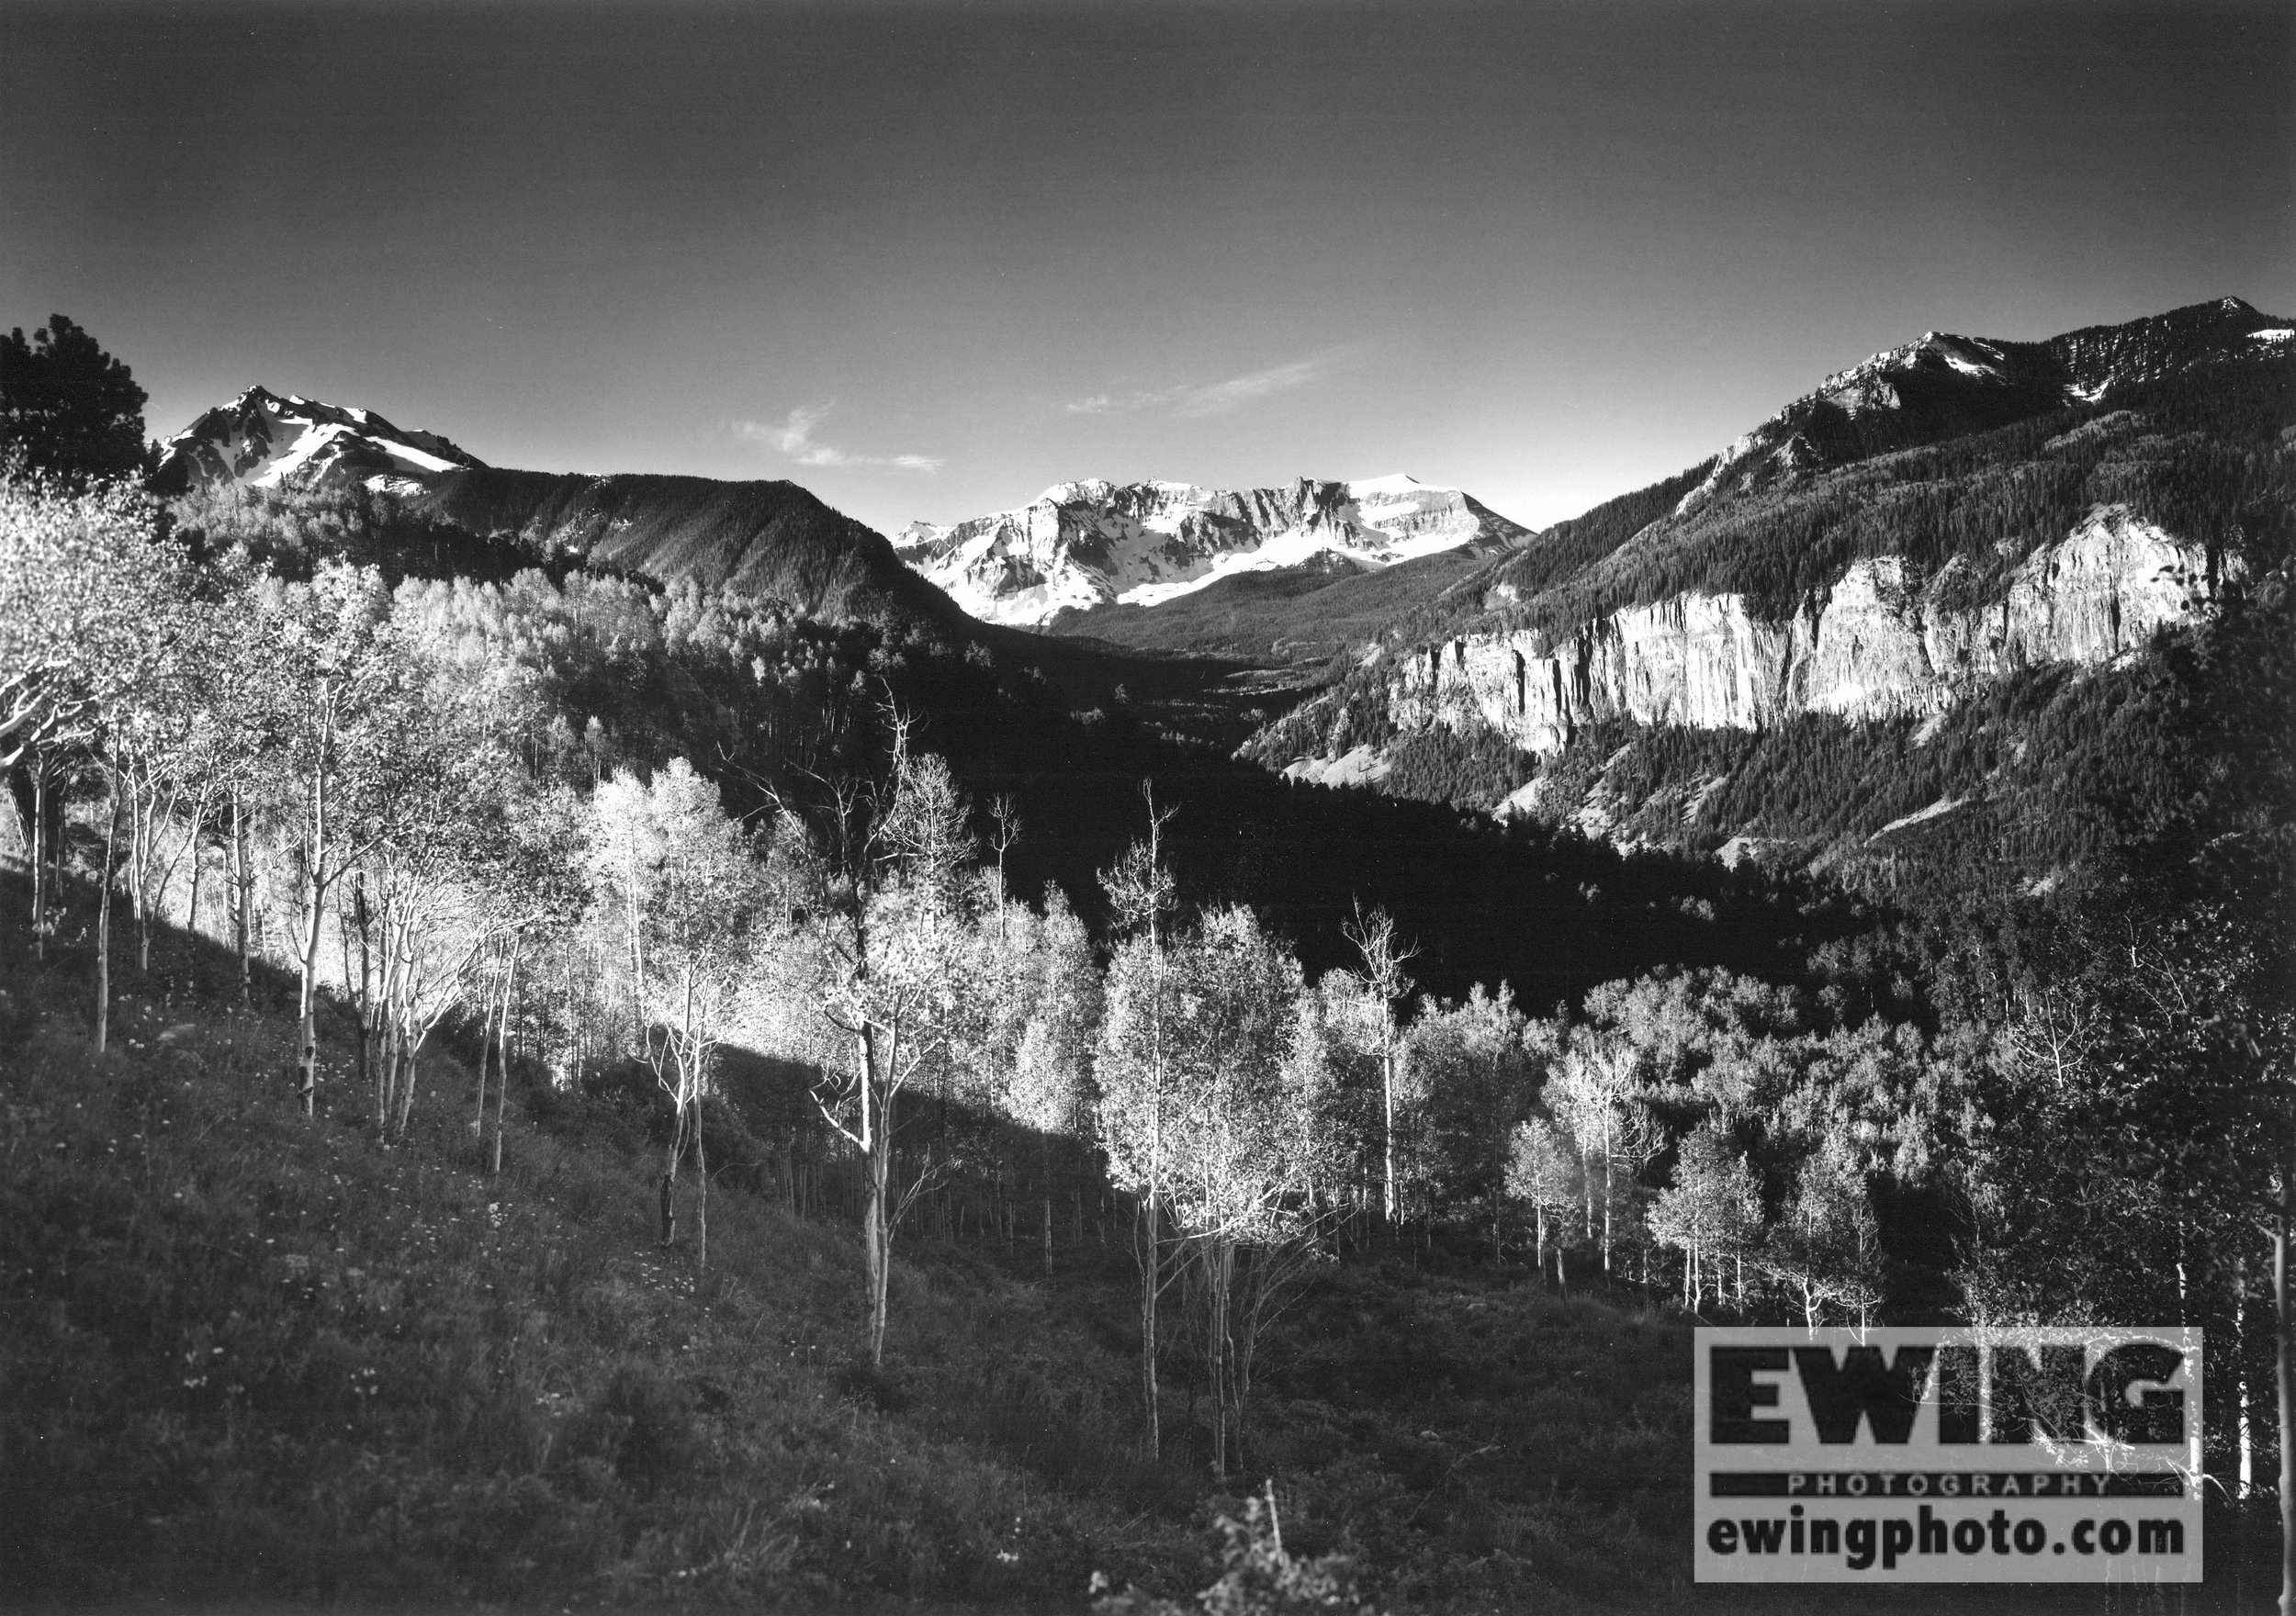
[4,0,2291,537]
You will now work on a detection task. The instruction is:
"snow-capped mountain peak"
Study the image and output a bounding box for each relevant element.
[151,385,486,497]
[896,473,1528,627]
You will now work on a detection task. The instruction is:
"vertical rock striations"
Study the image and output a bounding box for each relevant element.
[1383,505,2220,755]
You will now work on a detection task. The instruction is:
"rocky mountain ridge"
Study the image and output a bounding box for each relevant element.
[1681,297,2290,512]
[146,388,971,629]
[399,468,969,628]
[149,386,485,497]
[1254,297,2293,844]
[895,473,1529,626]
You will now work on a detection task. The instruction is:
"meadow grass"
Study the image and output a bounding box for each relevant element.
[0,883,2279,1611]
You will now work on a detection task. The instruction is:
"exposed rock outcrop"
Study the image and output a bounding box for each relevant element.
[1380,505,2219,754]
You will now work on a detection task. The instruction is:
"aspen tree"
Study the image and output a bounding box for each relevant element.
[780,713,972,1361]
[1095,785,1178,1455]
[587,758,763,1271]
[1341,904,1416,1227]
[256,565,399,1116]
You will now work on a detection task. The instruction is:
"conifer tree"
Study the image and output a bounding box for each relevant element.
[0,315,148,486]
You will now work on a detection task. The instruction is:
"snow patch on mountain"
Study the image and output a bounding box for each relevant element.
[152,387,485,496]
[896,473,1529,626]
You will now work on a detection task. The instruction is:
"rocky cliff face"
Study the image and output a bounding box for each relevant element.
[896,473,1527,626]
[1375,504,2219,755]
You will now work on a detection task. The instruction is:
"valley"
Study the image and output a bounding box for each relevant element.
[5,293,2290,1613]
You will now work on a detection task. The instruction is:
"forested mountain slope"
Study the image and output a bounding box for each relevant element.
[408,468,974,630]
[1036,544,1497,665]
[140,478,1841,1013]
[1250,298,2296,891]
[152,391,969,630]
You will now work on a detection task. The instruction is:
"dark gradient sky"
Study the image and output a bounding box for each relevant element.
[5,0,2290,534]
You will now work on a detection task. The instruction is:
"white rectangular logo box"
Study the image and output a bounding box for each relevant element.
[1694,1327,2201,1584]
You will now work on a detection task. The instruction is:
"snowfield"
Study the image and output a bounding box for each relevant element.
[898,473,1530,627]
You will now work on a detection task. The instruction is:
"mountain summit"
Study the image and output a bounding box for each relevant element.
[148,387,961,628]
[895,473,1530,627]
[1681,297,2290,511]
[149,385,485,497]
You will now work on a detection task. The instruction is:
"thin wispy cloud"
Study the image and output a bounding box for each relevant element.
[1064,345,1368,420]
[735,405,944,472]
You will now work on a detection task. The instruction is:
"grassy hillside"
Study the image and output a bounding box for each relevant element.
[6,887,2283,1611]
[0,882,1189,1607]
[0,879,1693,1611]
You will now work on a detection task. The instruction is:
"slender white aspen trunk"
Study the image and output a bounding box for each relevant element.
[93,758,119,1055]
[473,942,494,1154]
[1382,1030,1397,1226]
[2238,1256,2254,1497]
[2277,1157,2294,1616]
[658,1097,682,1246]
[397,1029,423,1138]
[186,810,204,946]
[231,786,253,1006]
[123,760,149,978]
[295,730,329,1117]
[1602,1117,1615,1274]
[491,946,518,1176]
[856,1019,894,1366]
[1208,1239,1233,1478]
[28,758,46,961]
[684,966,708,1272]
[1141,923,1165,1459]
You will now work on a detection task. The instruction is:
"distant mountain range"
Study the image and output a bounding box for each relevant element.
[894,474,1530,627]
[143,295,2292,894]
